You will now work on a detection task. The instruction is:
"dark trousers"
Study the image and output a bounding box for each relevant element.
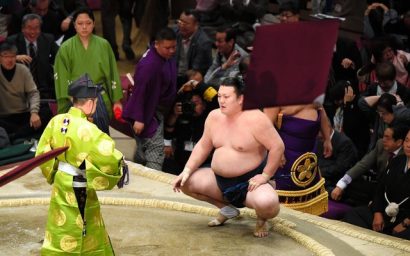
[0,103,52,142]
[344,206,410,240]
[101,0,135,57]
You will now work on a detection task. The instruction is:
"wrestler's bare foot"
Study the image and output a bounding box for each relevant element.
[253,218,269,238]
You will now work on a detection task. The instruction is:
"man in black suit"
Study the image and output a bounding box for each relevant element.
[7,13,59,100]
[8,0,64,40]
[317,128,359,194]
[175,9,213,87]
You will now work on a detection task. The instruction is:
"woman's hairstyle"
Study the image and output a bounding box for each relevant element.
[73,7,95,22]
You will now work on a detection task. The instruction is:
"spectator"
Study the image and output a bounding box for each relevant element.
[327,80,370,158]
[331,124,407,206]
[372,39,410,87]
[100,0,135,60]
[204,26,248,86]
[175,9,213,87]
[52,0,89,42]
[317,127,358,194]
[54,8,123,134]
[278,1,300,23]
[122,27,177,170]
[163,73,219,174]
[9,0,64,40]
[0,42,50,141]
[343,126,410,240]
[6,13,59,100]
[359,66,410,150]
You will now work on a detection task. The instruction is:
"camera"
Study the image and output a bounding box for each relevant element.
[177,91,195,119]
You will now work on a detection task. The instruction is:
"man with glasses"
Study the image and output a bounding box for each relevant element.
[175,9,213,87]
[0,42,50,141]
[278,1,300,23]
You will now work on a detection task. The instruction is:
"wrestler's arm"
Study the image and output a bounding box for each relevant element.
[251,112,285,187]
[184,111,215,171]
[172,110,215,190]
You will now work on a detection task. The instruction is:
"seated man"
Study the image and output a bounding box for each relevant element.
[204,26,248,86]
[6,13,59,100]
[331,124,407,206]
[0,42,50,142]
[172,77,284,238]
[343,126,410,240]
[317,127,358,194]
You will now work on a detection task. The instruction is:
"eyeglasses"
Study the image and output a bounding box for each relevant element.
[279,12,295,19]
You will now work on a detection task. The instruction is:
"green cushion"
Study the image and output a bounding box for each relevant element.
[0,143,33,161]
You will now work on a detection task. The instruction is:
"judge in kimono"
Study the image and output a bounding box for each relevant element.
[36,73,125,255]
[54,7,123,134]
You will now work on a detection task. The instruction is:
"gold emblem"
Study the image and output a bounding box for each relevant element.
[98,140,114,156]
[84,235,98,251]
[76,214,83,229]
[52,186,59,198]
[77,124,92,142]
[75,152,88,166]
[100,165,113,174]
[290,152,318,187]
[43,230,52,247]
[92,177,109,190]
[54,209,67,226]
[60,235,77,252]
[65,192,76,206]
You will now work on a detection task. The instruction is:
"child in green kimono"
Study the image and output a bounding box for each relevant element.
[36,73,125,255]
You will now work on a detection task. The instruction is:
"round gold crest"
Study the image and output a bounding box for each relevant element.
[98,140,114,156]
[92,177,109,190]
[54,209,67,226]
[290,152,318,188]
[60,235,77,252]
[65,192,76,206]
[76,214,83,229]
[43,230,52,247]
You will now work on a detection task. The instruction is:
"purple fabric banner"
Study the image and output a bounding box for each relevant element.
[243,20,340,109]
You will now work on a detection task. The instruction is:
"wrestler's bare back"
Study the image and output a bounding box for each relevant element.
[207,109,270,178]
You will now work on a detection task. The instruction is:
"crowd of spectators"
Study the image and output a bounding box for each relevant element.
[0,0,409,240]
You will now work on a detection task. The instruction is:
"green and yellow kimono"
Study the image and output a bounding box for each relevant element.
[54,34,123,118]
[36,107,124,255]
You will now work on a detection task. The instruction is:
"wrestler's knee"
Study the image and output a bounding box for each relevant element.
[253,195,280,218]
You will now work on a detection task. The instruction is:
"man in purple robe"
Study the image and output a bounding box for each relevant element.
[122,27,177,170]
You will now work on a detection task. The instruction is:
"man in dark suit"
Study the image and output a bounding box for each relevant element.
[8,0,64,40]
[331,124,406,206]
[175,9,213,87]
[317,128,358,194]
[7,13,59,100]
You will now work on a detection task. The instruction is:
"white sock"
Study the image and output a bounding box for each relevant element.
[220,205,239,218]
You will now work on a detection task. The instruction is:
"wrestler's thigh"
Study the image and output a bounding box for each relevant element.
[244,184,279,209]
[184,167,224,200]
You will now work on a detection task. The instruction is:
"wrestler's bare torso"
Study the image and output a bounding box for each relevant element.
[207,109,267,178]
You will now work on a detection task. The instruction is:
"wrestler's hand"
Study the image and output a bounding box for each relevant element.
[280,154,286,168]
[372,212,384,232]
[331,186,343,201]
[172,167,191,192]
[248,174,269,192]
